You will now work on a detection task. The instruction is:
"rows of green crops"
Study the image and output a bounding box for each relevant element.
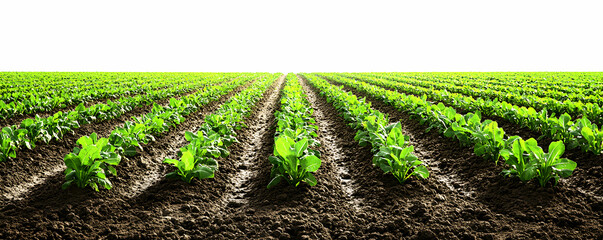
[0,72,600,193]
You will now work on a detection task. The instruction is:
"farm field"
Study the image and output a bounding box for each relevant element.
[0,72,602,239]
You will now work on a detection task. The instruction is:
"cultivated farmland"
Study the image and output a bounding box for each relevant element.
[0,72,602,239]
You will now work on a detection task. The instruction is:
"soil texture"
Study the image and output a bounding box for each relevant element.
[0,74,601,240]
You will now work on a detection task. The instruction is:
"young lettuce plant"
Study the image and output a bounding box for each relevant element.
[108,121,152,156]
[63,133,121,191]
[501,138,538,182]
[577,118,603,155]
[204,113,237,145]
[444,112,482,147]
[549,113,577,143]
[163,151,217,183]
[0,134,17,162]
[268,136,321,188]
[0,126,32,162]
[275,107,318,137]
[501,138,577,187]
[163,130,223,183]
[454,120,517,164]
[354,113,391,150]
[373,124,429,183]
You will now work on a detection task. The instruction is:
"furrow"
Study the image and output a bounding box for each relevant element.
[125,79,256,199]
[298,74,363,211]
[0,82,221,203]
[221,74,286,209]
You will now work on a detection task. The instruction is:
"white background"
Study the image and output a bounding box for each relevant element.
[1,0,602,72]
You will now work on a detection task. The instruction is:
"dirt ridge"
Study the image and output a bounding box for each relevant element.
[320,75,603,239]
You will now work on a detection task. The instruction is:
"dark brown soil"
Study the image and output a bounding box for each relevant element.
[320,75,603,239]
[0,76,262,239]
[0,82,230,202]
[0,74,601,240]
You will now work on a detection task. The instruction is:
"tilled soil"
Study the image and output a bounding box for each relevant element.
[0,83,228,202]
[320,75,603,239]
[0,78,256,239]
[0,74,601,240]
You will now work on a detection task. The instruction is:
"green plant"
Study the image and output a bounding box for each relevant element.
[577,118,603,155]
[204,113,238,145]
[108,121,152,156]
[501,138,538,182]
[469,121,514,163]
[373,126,429,183]
[0,134,17,162]
[444,112,482,146]
[549,113,577,142]
[302,73,430,184]
[19,118,44,147]
[62,133,121,191]
[183,130,230,158]
[268,136,321,188]
[501,139,577,187]
[0,126,30,162]
[354,113,391,150]
[163,150,217,183]
[163,74,278,183]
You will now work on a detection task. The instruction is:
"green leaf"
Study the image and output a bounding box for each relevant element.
[559,113,571,127]
[90,182,99,192]
[268,155,281,165]
[399,146,414,159]
[124,146,138,156]
[75,103,85,112]
[519,165,537,182]
[166,172,180,179]
[99,178,112,190]
[294,138,308,158]
[553,158,577,178]
[414,165,429,179]
[499,149,512,160]
[581,126,594,142]
[96,171,107,179]
[77,135,94,147]
[185,131,196,142]
[301,155,321,172]
[61,180,73,190]
[377,158,392,173]
[102,156,121,165]
[275,136,294,159]
[474,144,486,156]
[267,175,283,189]
[196,166,215,179]
[180,151,195,171]
[547,141,565,162]
[106,165,117,176]
[163,158,179,165]
[304,172,317,186]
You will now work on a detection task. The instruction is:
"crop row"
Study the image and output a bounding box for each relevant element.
[383,72,603,103]
[62,74,264,190]
[0,72,241,102]
[379,72,603,93]
[364,73,603,124]
[2,75,142,102]
[267,73,322,188]
[0,74,248,162]
[309,73,576,187]
[0,73,238,120]
[300,74,429,184]
[390,73,603,122]
[163,74,277,183]
[334,73,603,156]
